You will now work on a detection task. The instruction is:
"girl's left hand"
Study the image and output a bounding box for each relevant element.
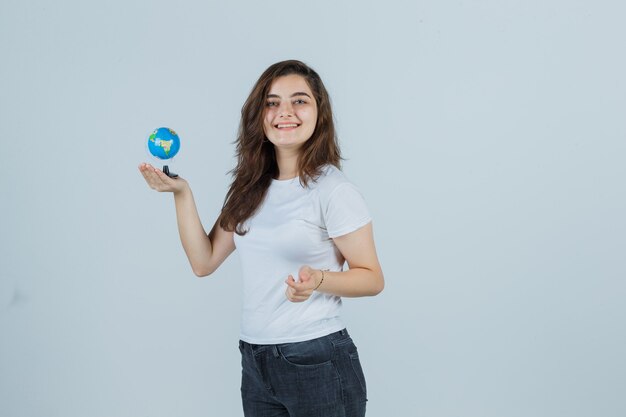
[285,265,320,302]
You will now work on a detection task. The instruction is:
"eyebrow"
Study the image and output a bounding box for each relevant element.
[266,92,312,99]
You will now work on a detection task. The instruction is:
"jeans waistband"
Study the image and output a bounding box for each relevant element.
[240,328,350,352]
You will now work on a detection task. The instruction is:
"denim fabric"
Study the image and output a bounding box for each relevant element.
[239,329,367,417]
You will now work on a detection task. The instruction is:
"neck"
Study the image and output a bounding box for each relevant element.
[275,148,300,180]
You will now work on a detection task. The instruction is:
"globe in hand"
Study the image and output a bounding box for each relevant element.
[147,127,181,160]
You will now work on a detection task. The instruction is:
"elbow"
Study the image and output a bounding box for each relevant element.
[192,264,214,278]
[370,271,385,296]
[373,281,384,296]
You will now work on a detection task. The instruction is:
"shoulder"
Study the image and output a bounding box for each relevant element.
[309,164,352,196]
[310,165,371,237]
[308,164,368,210]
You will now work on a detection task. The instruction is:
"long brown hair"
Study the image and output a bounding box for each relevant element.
[219,60,341,235]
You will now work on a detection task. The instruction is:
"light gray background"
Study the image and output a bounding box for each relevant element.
[1,0,624,416]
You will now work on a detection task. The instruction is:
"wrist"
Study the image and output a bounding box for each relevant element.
[314,269,326,291]
[173,181,191,197]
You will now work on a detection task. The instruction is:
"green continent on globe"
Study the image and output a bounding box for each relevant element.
[149,132,173,157]
[157,139,173,156]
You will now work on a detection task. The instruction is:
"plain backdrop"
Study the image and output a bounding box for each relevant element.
[1,0,625,416]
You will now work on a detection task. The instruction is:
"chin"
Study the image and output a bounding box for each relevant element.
[274,140,304,148]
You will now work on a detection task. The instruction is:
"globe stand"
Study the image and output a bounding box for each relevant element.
[162,165,178,178]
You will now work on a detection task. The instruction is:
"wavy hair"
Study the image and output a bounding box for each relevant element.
[219,60,341,235]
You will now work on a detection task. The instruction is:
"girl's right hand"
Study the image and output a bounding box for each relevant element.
[138,162,188,194]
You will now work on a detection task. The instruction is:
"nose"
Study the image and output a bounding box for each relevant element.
[278,101,294,117]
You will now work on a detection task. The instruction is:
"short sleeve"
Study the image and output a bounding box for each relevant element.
[323,182,372,238]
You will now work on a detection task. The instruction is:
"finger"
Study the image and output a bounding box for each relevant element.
[285,275,298,285]
[150,165,169,182]
[139,162,156,176]
[295,276,316,290]
[298,266,312,281]
[286,287,300,302]
[289,288,310,300]
[144,169,166,190]
[140,166,160,189]
[140,164,172,192]
[139,162,150,174]
[293,289,313,299]
[288,281,307,292]
[148,166,175,190]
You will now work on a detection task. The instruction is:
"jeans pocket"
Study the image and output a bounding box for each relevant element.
[349,351,367,395]
[277,337,334,367]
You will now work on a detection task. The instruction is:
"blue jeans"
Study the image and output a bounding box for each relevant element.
[239,329,368,416]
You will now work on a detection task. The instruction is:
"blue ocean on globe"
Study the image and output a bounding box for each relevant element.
[147,127,180,160]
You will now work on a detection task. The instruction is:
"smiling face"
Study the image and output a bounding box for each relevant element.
[263,74,318,152]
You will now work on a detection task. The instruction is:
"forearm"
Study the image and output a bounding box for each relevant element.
[173,185,212,275]
[315,267,384,298]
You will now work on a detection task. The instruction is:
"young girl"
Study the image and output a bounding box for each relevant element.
[139,60,384,417]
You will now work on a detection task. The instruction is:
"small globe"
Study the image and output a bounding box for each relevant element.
[147,127,181,160]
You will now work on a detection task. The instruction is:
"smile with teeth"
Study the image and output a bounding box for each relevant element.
[276,123,299,129]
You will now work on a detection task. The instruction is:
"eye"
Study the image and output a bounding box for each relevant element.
[294,99,307,105]
[266,101,279,107]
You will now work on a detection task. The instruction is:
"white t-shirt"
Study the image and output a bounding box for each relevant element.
[233,165,371,344]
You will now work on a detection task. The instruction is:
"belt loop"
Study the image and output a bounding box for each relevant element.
[340,329,346,336]
[272,345,280,358]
